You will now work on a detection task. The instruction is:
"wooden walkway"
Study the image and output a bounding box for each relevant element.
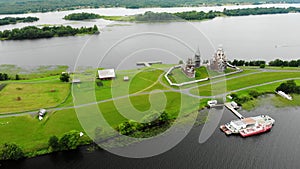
[224,102,244,119]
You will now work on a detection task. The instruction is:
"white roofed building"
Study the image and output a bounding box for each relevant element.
[98,69,116,80]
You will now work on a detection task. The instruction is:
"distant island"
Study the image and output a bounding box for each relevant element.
[0,25,99,40]
[64,7,300,23]
[0,0,300,14]
[63,12,130,21]
[0,17,39,26]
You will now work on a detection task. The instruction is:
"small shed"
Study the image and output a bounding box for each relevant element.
[123,76,129,81]
[72,79,81,84]
[98,69,116,80]
[207,100,218,107]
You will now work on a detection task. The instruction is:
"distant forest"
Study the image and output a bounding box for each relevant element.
[0,0,300,14]
[0,17,39,26]
[0,25,99,40]
[63,7,300,22]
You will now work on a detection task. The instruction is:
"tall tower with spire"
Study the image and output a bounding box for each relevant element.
[195,46,201,68]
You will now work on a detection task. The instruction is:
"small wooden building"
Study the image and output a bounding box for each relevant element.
[123,76,129,81]
[98,69,116,80]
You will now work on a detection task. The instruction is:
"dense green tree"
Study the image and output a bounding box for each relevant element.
[117,111,171,136]
[289,60,298,67]
[0,143,24,160]
[276,80,300,94]
[269,59,299,67]
[15,74,20,80]
[48,136,60,151]
[0,73,9,81]
[260,64,266,68]
[60,73,70,82]
[59,130,81,150]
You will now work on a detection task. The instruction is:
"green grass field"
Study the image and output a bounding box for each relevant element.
[167,66,209,84]
[164,68,259,89]
[0,83,70,113]
[0,64,299,157]
[0,91,204,154]
[190,71,300,96]
[0,109,84,153]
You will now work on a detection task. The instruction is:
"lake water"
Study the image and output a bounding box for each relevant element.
[2,102,300,169]
[1,5,300,70]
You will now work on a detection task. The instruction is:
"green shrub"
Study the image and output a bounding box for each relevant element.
[59,130,80,150]
[0,143,24,160]
[48,136,60,151]
[249,90,260,98]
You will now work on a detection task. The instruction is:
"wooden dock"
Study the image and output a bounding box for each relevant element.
[209,104,224,108]
[136,61,162,67]
[224,102,244,119]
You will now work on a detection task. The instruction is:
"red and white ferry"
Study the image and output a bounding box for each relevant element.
[220,115,275,137]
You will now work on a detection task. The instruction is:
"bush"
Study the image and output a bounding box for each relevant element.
[48,136,60,151]
[249,90,260,98]
[15,74,20,80]
[60,73,70,82]
[276,80,299,94]
[260,64,265,68]
[0,143,24,160]
[96,81,103,87]
[59,130,81,150]
[117,112,171,136]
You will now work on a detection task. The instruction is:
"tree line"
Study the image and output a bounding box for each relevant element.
[48,130,85,152]
[135,11,178,21]
[229,59,266,66]
[0,25,99,40]
[54,7,300,23]
[64,12,101,20]
[115,111,171,137]
[229,59,300,67]
[1,0,300,14]
[123,7,300,22]
[174,10,220,20]
[0,16,39,26]
[223,7,300,16]
[0,73,20,81]
[269,59,300,67]
[0,130,85,160]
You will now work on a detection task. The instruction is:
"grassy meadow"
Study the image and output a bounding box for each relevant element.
[0,64,300,157]
[190,71,300,96]
[0,83,70,113]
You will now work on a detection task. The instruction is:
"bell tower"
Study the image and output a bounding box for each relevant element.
[195,46,201,68]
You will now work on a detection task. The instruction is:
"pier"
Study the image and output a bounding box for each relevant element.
[224,102,244,119]
[136,61,162,67]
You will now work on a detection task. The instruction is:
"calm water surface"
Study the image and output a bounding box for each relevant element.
[1,103,300,169]
[1,13,300,70]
